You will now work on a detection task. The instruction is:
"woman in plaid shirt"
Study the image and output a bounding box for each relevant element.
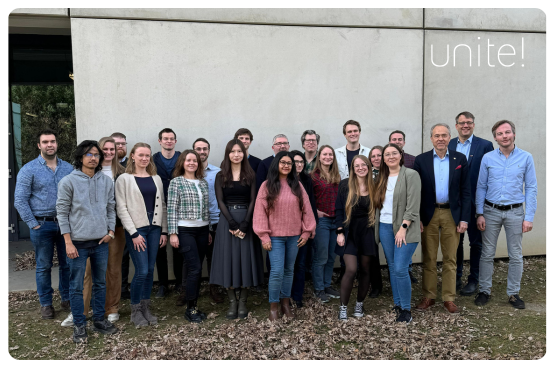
[167,150,211,323]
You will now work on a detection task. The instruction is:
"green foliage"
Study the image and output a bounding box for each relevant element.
[11,85,76,166]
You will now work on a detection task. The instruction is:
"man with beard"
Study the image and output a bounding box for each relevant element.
[14,129,74,319]
[111,132,128,167]
[192,138,224,303]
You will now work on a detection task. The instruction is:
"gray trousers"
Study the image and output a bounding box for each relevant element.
[478,204,524,296]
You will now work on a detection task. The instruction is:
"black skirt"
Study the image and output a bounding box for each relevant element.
[209,208,264,288]
[343,215,378,257]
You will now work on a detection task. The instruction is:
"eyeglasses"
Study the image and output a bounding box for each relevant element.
[303,139,317,143]
[115,142,127,146]
[294,160,305,165]
[85,153,101,159]
[384,152,400,158]
[273,142,289,147]
[279,160,293,167]
[456,122,474,126]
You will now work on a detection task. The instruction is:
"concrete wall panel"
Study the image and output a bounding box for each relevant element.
[11,8,68,16]
[425,8,546,32]
[424,30,545,257]
[70,8,423,28]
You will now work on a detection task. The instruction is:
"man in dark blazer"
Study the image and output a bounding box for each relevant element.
[256,134,290,191]
[449,112,494,296]
[413,123,471,314]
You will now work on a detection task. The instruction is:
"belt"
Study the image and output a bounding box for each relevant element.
[35,216,57,222]
[435,203,450,209]
[227,205,248,210]
[485,200,523,211]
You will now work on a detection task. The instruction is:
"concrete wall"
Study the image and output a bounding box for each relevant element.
[66,9,545,270]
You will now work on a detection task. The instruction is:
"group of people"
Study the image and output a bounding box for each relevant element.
[13,112,537,343]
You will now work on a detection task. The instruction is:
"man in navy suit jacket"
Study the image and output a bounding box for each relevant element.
[256,134,290,191]
[413,123,471,314]
[448,112,494,296]
[234,128,262,173]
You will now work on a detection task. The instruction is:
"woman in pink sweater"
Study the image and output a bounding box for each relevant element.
[253,151,316,321]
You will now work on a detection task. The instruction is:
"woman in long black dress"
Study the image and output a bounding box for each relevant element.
[210,139,264,319]
[334,155,377,321]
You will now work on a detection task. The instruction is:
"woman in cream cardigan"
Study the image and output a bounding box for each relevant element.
[373,143,421,324]
[115,142,167,328]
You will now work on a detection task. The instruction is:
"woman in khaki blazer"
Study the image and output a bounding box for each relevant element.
[373,143,421,324]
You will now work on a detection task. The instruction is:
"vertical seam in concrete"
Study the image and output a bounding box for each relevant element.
[421,9,425,154]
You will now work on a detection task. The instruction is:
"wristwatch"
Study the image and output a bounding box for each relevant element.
[475,214,484,219]
[402,223,408,229]
[108,232,115,239]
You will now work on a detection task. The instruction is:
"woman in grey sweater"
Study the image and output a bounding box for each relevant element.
[56,140,118,343]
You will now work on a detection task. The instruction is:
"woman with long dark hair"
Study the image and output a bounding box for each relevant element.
[210,139,264,319]
[253,151,316,321]
[335,155,377,320]
[167,150,210,323]
[289,150,318,308]
[116,142,168,328]
[373,143,420,324]
[311,145,341,303]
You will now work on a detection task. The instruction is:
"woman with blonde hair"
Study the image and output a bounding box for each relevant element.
[335,155,377,320]
[116,143,167,328]
[311,145,341,303]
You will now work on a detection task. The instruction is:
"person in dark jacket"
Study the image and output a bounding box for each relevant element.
[290,150,318,308]
[234,128,261,173]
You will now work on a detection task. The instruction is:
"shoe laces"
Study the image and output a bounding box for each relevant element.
[339,305,348,319]
[354,302,364,314]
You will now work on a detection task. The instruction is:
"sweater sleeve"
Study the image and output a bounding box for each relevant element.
[115,175,138,236]
[215,173,239,230]
[106,179,116,232]
[299,185,317,240]
[55,177,73,235]
[253,182,271,244]
[239,181,257,233]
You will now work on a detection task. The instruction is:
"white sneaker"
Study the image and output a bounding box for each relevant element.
[353,301,365,318]
[61,312,74,327]
[338,305,348,321]
[107,313,120,322]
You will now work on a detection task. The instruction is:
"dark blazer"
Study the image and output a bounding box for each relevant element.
[256,155,275,191]
[299,173,319,226]
[413,149,471,227]
[120,157,128,168]
[448,135,494,205]
[248,154,262,174]
[153,151,181,200]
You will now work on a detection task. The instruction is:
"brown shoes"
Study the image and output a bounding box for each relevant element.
[269,302,280,321]
[210,284,225,303]
[41,305,55,319]
[416,297,435,310]
[280,298,294,319]
[443,301,460,314]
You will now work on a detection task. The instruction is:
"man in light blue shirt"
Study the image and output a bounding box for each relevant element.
[474,120,537,310]
[193,138,224,303]
[14,129,73,319]
[433,148,450,203]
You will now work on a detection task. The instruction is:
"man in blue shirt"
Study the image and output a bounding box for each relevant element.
[448,112,494,296]
[193,138,224,303]
[474,120,537,309]
[153,128,182,299]
[14,129,74,319]
[413,123,471,314]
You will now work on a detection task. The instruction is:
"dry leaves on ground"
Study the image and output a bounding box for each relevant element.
[13,249,59,271]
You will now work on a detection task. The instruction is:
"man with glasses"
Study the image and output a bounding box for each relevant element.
[193,138,224,303]
[448,112,494,296]
[301,130,319,174]
[14,129,74,319]
[234,128,261,173]
[256,134,290,190]
[153,128,182,299]
[111,132,128,167]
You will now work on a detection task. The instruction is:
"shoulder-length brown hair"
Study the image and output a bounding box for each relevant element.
[311,145,340,184]
[125,143,157,176]
[219,139,255,187]
[99,136,125,178]
[373,143,403,209]
[344,155,375,227]
[172,149,205,179]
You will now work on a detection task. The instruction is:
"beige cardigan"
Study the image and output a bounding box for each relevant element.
[115,173,168,235]
[375,166,421,245]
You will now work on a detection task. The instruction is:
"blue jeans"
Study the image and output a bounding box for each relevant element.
[267,236,299,303]
[312,217,337,291]
[125,213,161,305]
[291,238,311,302]
[29,219,70,306]
[379,223,418,311]
[67,242,109,326]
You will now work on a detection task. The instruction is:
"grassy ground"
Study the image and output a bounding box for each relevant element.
[8,257,545,360]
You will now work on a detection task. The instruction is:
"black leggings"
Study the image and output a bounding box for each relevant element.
[340,254,371,305]
[178,226,208,301]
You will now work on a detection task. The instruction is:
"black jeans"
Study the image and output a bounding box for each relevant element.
[178,225,209,300]
[291,238,311,301]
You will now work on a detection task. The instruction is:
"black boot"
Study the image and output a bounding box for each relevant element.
[184,299,203,323]
[237,288,249,319]
[226,289,238,319]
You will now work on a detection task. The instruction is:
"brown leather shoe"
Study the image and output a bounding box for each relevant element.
[175,293,187,306]
[210,284,224,303]
[41,305,55,319]
[269,302,280,321]
[416,297,435,310]
[280,298,294,318]
[443,301,460,314]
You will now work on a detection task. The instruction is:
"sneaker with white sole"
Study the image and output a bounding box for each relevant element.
[338,305,348,321]
[107,313,120,322]
[324,287,340,299]
[314,290,330,303]
[353,301,365,318]
[61,312,74,327]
